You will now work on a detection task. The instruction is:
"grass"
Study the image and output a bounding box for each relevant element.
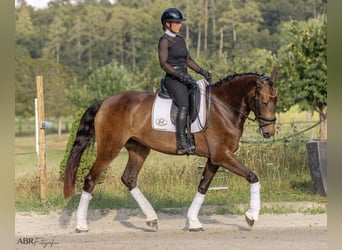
[15,107,327,214]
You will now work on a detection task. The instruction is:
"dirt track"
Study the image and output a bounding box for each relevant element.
[15,207,327,250]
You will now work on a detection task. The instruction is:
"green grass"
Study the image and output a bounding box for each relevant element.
[15,107,326,214]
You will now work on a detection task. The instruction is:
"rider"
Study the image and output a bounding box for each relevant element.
[158,7,211,154]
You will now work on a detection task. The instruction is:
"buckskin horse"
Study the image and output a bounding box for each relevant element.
[64,68,278,232]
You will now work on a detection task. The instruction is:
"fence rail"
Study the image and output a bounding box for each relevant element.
[15,117,74,136]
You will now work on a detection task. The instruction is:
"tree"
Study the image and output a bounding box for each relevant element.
[217,0,264,58]
[59,108,107,185]
[43,13,67,62]
[15,57,78,135]
[69,60,136,107]
[15,0,328,120]
[16,5,39,58]
[277,15,327,139]
[67,15,88,71]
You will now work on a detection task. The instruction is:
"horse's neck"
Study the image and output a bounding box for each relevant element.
[212,78,254,110]
[211,78,255,137]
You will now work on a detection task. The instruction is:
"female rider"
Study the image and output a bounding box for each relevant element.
[158,8,211,154]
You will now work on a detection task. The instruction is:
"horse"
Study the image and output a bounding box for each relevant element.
[64,68,278,232]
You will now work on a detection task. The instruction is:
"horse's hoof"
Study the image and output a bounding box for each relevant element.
[75,228,89,233]
[146,219,158,231]
[189,227,204,232]
[245,215,255,228]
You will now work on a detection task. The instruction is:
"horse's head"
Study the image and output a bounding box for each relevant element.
[248,69,278,138]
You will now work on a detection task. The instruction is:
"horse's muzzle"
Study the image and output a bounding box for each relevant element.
[257,116,276,138]
[262,131,274,138]
[260,125,275,138]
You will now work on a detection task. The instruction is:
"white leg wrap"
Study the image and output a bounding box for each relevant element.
[246,182,261,221]
[130,187,158,221]
[76,191,92,231]
[187,192,205,229]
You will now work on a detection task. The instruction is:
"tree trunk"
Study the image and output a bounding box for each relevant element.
[77,37,81,66]
[120,32,124,65]
[197,27,202,58]
[319,105,327,140]
[58,116,62,137]
[210,0,216,45]
[56,43,60,63]
[132,37,136,70]
[232,24,236,44]
[88,28,92,69]
[184,6,190,50]
[204,0,208,51]
[219,28,223,57]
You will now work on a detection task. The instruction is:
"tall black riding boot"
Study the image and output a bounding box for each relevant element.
[176,107,192,154]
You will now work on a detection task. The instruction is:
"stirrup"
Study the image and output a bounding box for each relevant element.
[177,144,194,154]
[177,141,192,154]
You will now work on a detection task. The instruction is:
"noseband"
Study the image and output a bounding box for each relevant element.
[254,83,277,128]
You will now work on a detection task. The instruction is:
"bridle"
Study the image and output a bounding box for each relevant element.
[210,81,278,129]
[254,83,278,128]
[200,77,278,131]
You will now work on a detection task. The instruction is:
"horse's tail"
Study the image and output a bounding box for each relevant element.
[63,100,103,198]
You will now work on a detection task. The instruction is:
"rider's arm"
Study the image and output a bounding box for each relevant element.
[158,37,177,76]
[186,55,202,74]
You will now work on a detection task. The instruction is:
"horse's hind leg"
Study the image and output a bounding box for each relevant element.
[121,140,158,230]
[76,141,123,232]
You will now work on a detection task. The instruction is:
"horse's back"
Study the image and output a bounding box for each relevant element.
[99,91,154,113]
[95,91,155,135]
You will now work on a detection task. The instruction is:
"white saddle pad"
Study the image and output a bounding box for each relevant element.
[152,79,207,133]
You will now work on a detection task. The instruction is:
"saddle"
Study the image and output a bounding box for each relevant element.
[152,79,207,133]
[157,78,201,125]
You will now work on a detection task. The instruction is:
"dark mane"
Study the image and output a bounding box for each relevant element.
[214,72,272,86]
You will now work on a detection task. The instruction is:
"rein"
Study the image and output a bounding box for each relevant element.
[192,80,212,130]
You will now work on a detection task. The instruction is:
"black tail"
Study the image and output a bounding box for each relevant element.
[64,101,103,198]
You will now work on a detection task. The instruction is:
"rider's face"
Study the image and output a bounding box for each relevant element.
[166,22,182,33]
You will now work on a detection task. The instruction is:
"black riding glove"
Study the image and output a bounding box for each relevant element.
[199,69,212,82]
[175,72,193,85]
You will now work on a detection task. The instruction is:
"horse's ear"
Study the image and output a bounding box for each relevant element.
[271,67,278,85]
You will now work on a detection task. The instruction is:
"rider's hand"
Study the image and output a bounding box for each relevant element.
[176,72,193,84]
[200,69,211,82]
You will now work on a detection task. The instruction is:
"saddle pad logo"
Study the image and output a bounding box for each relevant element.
[155,118,168,126]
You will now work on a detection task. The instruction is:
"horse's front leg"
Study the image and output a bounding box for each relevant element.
[187,159,219,231]
[245,181,261,227]
[211,152,261,228]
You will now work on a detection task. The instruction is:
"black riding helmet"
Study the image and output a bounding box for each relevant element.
[161,8,186,25]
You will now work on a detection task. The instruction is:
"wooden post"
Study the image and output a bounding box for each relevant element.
[36,76,47,204]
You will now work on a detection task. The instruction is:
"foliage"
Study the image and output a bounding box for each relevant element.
[15,0,327,118]
[59,108,106,185]
[15,57,78,118]
[277,16,327,114]
[89,60,137,99]
[72,60,138,106]
[276,14,327,139]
